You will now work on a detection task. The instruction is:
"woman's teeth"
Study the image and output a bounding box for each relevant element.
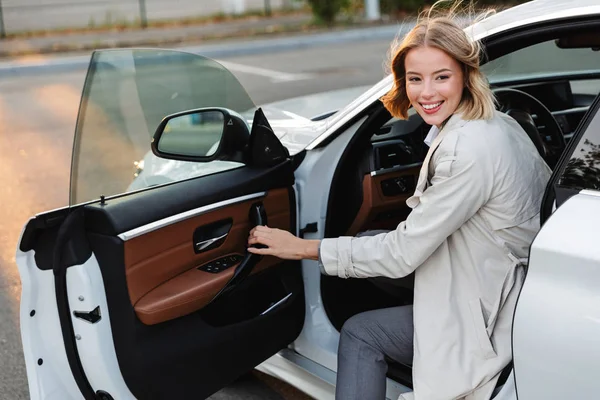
[422,102,442,110]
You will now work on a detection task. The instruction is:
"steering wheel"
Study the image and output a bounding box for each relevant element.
[494,88,566,169]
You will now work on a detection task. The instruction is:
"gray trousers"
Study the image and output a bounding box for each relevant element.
[336,305,414,400]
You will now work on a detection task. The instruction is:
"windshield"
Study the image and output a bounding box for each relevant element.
[70,49,255,205]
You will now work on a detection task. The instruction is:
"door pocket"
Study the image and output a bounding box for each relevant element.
[468,298,497,360]
[200,266,296,327]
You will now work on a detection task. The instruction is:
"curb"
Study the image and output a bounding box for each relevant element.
[0,24,410,77]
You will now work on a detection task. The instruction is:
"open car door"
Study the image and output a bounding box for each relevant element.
[16,49,304,400]
[512,94,600,399]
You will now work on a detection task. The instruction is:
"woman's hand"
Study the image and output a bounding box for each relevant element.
[247,226,320,260]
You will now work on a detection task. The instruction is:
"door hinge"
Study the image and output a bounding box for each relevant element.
[299,222,318,238]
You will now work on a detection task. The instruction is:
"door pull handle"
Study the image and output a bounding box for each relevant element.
[195,232,228,252]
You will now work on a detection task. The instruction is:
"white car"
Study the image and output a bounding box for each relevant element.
[16,0,600,399]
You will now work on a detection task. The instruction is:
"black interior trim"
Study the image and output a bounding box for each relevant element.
[288,182,298,235]
[20,207,69,252]
[84,159,294,236]
[30,211,94,271]
[53,209,96,399]
[23,161,294,270]
[291,150,307,171]
[324,103,392,238]
[482,17,600,62]
[491,72,600,89]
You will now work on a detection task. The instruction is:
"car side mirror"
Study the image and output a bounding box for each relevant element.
[151,107,250,163]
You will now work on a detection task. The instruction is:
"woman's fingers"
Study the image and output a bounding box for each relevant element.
[250,225,271,234]
[248,236,271,246]
[247,246,272,255]
[246,227,306,260]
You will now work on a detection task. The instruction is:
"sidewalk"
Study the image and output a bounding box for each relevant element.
[0,12,399,59]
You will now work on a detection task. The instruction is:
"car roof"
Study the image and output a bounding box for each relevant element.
[471,0,600,39]
[306,0,600,150]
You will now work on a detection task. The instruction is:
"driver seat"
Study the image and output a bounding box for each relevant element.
[505,109,549,163]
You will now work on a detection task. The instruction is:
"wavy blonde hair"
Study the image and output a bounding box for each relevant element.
[381,1,496,121]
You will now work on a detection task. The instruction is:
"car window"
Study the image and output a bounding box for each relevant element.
[482,40,600,82]
[557,98,600,191]
[70,49,256,205]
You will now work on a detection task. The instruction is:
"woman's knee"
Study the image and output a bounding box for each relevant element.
[340,312,375,345]
[339,307,413,354]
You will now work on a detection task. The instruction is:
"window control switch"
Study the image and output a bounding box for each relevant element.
[198,254,243,273]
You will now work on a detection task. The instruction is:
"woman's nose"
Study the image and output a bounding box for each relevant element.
[421,80,436,99]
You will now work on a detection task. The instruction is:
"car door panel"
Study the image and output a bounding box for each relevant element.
[88,230,303,400]
[124,187,291,325]
[20,158,304,400]
[347,167,419,236]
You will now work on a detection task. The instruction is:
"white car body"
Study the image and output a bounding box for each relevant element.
[16,1,600,399]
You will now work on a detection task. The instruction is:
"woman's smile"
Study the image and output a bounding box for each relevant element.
[420,101,445,114]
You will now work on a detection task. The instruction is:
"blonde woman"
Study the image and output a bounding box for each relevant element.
[247,4,551,399]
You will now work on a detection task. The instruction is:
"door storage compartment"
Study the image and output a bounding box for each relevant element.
[200,263,302,327]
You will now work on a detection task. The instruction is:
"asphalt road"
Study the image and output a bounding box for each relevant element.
[1,0,296,33]
[0,36,392,399]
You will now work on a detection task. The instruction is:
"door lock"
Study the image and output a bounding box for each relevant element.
[73,306,102,324]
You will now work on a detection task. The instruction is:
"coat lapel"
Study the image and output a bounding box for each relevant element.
[406,114,466,209]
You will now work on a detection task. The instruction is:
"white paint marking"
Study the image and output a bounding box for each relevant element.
[218,60,314,83]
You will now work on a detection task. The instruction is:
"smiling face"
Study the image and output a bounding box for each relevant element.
[405,46,465,128]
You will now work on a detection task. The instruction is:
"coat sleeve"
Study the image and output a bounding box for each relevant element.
[319,140,494,279]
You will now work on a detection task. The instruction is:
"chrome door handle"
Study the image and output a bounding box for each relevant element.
[195,232,228,251]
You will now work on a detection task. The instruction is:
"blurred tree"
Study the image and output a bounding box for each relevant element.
[0,0,5,38]
[381,0,430,14]
[560,139,600,191]
[307,0,351,25]
[375,0,530,17]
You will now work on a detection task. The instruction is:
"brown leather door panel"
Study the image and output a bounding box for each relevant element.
[123,188,291,325]
[347,167,419,236]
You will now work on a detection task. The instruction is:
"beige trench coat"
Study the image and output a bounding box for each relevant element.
[320,111,551,400]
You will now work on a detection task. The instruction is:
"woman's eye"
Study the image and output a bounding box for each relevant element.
[436,75,450,80]
[408,77,420,82]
